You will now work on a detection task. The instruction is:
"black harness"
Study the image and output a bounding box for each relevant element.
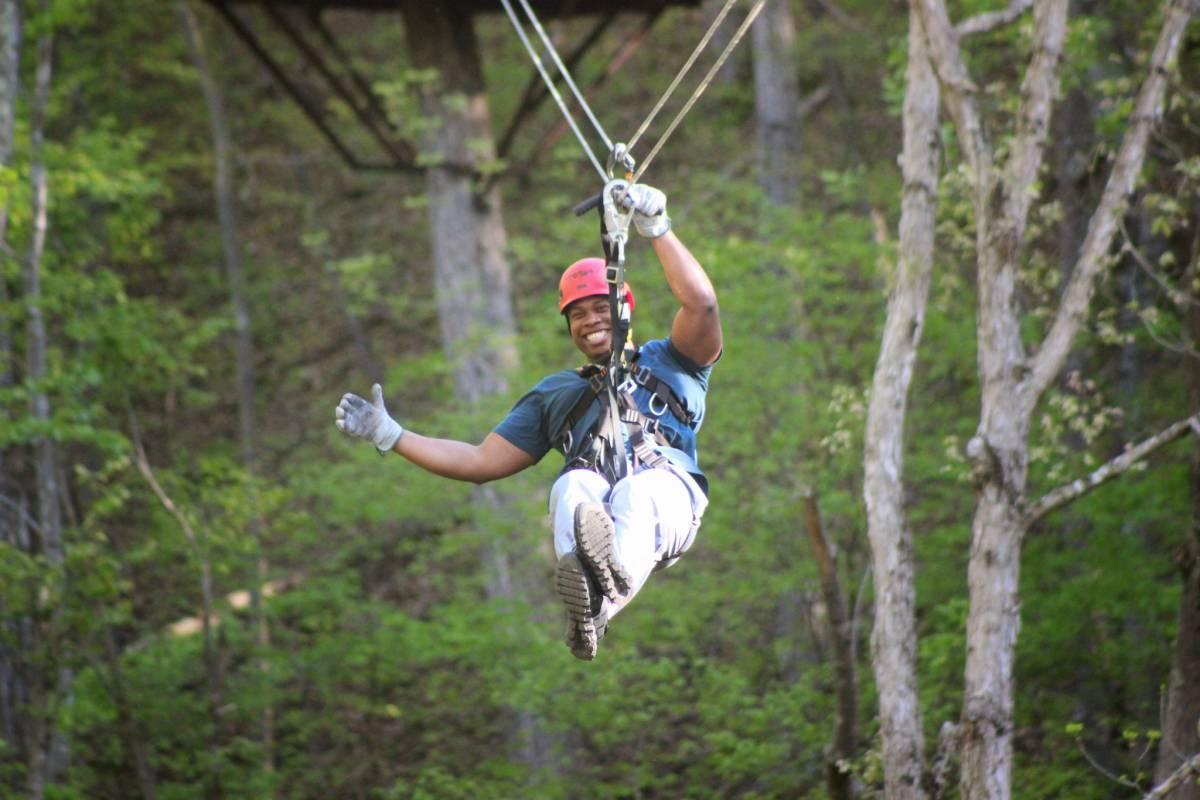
[550,348,697,485]
[562,168,700,484]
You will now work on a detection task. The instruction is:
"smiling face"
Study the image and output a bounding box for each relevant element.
[565,295,613,362]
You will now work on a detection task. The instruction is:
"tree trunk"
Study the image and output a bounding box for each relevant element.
[1154,229,1200,799]
[399,0,550,775]
[0,0,22,767]
[752,0,801,205]
[861,8,939,799]
[400,2,517,401]
[801,492,857,800]
[24,10,71,794]
[177,2,274,781]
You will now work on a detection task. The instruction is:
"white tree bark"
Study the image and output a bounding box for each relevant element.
[862,7,940,799]
[908,1,1194,798]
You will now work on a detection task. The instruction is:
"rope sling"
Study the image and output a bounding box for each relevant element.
[498,0,764,479]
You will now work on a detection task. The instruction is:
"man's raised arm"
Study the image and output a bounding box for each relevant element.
[622,184,722,366]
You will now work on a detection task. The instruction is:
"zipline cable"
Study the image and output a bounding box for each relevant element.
[514,0,616,154]
[624,0,740,156]
[498,0,608,179]
[632,0,767,183]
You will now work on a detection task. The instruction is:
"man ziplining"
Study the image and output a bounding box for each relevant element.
[334,183,721,659]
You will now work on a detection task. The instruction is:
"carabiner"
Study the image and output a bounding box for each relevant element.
[606,142,636,181]
[601,177,634,269]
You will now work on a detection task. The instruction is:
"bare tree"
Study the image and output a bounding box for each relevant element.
[887,1,1199,798]
[861,7,939,800]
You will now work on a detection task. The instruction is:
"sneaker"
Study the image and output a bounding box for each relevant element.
[573,503,632,602]
[555,552,608,660]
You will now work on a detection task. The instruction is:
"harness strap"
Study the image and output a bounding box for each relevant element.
[551,360,694,455]
[629,363,696,427]
[552,360,692,483]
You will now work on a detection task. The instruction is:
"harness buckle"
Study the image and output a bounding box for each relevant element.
[617,375,637,397]
[647,393,669,418]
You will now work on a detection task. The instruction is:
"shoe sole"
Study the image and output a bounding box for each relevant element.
[574,503,632,602]
[556,553,598,660]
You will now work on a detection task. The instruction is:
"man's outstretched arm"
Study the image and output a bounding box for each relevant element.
[336,385,536,484]
[392,430,535,484]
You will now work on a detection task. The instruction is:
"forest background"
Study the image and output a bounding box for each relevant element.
[1,0,1199,798]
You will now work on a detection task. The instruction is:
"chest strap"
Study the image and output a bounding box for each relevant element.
[550,361,692,483]
[550,361,694,455]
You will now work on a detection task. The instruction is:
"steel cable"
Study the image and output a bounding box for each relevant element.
[624,0,740,156]
[514,0,615,154]
[632,0,766,183]
[498,0,607,179]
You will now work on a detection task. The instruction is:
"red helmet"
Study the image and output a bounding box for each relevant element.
[557,257,635,314]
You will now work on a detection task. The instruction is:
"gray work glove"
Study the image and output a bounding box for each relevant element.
[620,183,671,239]
[335,383,404,454]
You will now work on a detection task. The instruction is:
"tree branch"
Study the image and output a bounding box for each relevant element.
[1145,752,1200,800]
[800,489,856,800]
[931,721,960,800]
[1120,217,1199,310]
[1001,0,1067,236]
[955,0,1032,38]
[1029,0,1196,399]
[911,0,989,180]
[811,0,870,35]
[1027,414,1199,524]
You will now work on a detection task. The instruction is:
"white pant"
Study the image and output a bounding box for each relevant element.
[548,466,707,618]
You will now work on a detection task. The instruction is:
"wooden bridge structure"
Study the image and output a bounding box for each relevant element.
[202,0,701,172]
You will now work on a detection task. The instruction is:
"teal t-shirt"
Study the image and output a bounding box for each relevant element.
[494,338,714,493]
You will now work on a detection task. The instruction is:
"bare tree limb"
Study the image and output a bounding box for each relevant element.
[911,0,988,179]
[932,721,960,800]
[859,10,940,800]
[955,0,1032,38]
[811,0,870,35]
[1076,737,1142,791]
[1121,218,1199,310]
[1029,0,1196,399]
[798,82,833,121]
[800,489,856,800]
[1001,0,1067,239]
[1027,414,1199,524]
[1145,752,1200,799]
